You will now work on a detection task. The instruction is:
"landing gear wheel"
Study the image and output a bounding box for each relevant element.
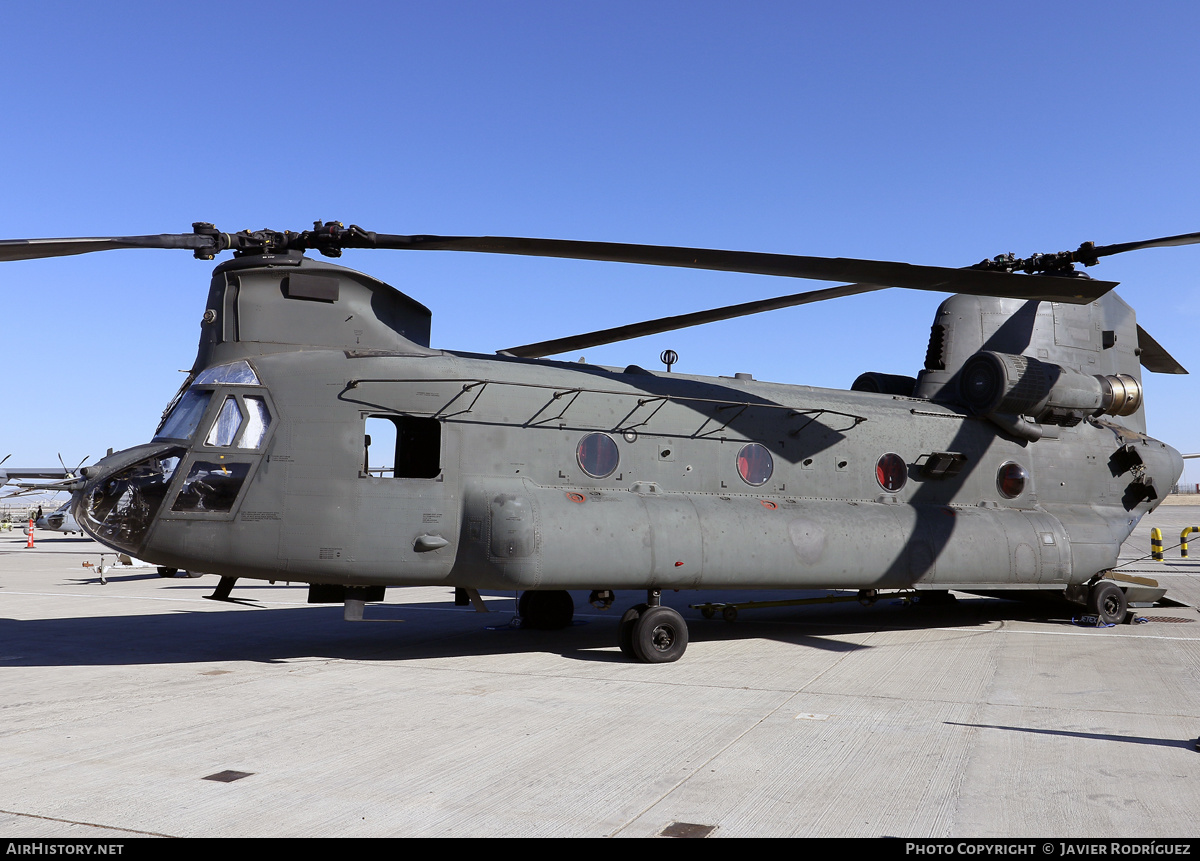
[156,567,178,577]
[518,590,575,630]
[631,606,689,663]
[1088,580,1128,625]
[618,603,648,657]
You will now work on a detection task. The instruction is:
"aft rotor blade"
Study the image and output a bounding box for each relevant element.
[1090,230,1200,260]
[504,281,890,358]
[0,233,215,262]
[374,234,1116,302]
[1137,324,1188,374]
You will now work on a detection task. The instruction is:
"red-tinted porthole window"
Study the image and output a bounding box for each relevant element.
[736,443,773,486]
[997,462,1028,498]
[876,453,907,492]
[577,433,619,478]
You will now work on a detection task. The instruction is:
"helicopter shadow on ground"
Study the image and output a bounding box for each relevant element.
[62,573,180,586]
[0,587,1089,669]
[942,720,1199,752]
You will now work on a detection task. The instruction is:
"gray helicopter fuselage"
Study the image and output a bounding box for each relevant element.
[72,254,1182,598]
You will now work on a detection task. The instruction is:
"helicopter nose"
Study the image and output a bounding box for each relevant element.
[74,444,187,555]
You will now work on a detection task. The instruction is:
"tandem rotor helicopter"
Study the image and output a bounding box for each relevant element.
[2,222,1192,662]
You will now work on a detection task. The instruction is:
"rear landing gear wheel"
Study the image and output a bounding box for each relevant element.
[156,567,178,577]
[518,590,575,629]
[630,606,688,663]
[1088,580,1128,625]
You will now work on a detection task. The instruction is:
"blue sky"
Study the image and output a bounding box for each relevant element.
[2,1,1198,485]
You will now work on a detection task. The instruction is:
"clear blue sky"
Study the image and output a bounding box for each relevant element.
[2,1,1198,485]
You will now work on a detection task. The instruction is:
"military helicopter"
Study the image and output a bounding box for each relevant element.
[1,223,1191,662]
[23,499,83,536]
[2,456,88,534]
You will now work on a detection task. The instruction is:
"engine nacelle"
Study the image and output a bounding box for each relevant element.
[851,372,917,396]
[958,351,1142,424]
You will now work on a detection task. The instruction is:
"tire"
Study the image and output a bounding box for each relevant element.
[631,606,688,663]
[722,605,738,622]
[157,567,178,577]
[518,590,575,630]
[1088,581,1128,625]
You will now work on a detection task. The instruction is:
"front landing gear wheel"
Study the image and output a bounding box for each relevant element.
[630,606,688,663]
[518,590,575,629]
[1088,580,1128,625]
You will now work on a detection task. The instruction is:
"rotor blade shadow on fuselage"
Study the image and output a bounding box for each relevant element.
[338,355,857,469]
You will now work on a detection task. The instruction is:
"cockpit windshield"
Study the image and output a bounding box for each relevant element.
[154,361,265,443]
[195,360,260,386]
[154,390,212,441]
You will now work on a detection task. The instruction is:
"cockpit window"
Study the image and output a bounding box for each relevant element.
[155,390,213,441]
[82,449,185,552]
[239,397,272,449]
[171,461,252,512]
[205,397,243,447]
[194,360,260,386]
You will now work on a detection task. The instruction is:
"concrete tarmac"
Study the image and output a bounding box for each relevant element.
[1,505,1198,838]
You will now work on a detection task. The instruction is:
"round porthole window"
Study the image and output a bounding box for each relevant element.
[875,453,907,493]
[577,433,619,478]
[997,462,1028,498]
[736,443,773,486]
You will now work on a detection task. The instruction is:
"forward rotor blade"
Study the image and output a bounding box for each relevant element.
[374,234,1116,303]
[0,233,213,262]
[504,281,889,358]
[1137,324,1188,374]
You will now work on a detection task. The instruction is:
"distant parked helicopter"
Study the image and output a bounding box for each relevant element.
[0,223,1190,661]
[23,499,83,536]
[3,456,88,535]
